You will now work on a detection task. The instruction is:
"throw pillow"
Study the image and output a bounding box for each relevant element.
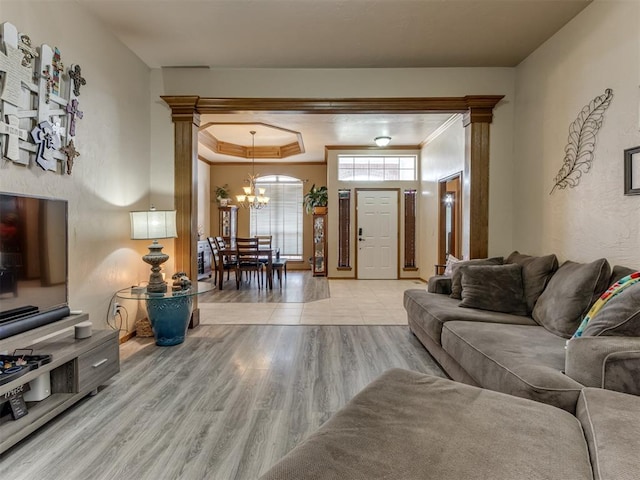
[573,272,640,338]
[459,264,528,316]
[532,258,611,338]
[506,251,559,313]
[449,256,504,299]
[443,255,460,276]
[609,265,638,286]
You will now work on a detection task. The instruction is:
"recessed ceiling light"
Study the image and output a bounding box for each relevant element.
[374,136,391,147]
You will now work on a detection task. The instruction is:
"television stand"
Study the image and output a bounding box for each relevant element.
[0,314,119,454]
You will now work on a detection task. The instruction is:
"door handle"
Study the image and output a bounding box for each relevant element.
[358,238,365,242]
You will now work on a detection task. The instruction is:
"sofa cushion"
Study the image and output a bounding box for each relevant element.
[459,264,528,315]
[443,254,460,276]
[441,321,584,412]
[576,388,640,480]
[426,275,452,294]
[506,251,559,312]
[449,256,503,299]
[260,369,593,480]
[532,258,611,338]
[610,264,637,285]
[578,273,640,338]
[404,289,536,346]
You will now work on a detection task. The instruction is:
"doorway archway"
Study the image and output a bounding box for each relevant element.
[161,95,503,283]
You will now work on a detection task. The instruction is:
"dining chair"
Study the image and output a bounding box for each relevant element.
[272,257,287,288]
[255,235,272,267]
[235,237,263,289]
[207,237,235,288]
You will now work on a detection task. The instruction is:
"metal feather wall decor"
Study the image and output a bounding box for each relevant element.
[551,88,614,194]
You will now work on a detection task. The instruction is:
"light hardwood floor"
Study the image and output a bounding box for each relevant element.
[0,325,443,480]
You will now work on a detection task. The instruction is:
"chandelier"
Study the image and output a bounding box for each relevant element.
[235,130,270,209]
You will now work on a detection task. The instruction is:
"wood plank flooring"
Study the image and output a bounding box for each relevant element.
[199,271,330,303]
[0,325,443,480]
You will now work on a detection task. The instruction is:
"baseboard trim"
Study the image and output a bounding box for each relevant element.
[119,331,136,344]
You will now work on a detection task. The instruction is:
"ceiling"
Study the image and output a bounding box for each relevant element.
[198,112,455,163]
[77,0,592,163]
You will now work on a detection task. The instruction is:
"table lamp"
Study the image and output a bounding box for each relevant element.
[130,207,177,293]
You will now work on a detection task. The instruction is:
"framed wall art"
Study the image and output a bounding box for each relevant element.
[624,146,640,195]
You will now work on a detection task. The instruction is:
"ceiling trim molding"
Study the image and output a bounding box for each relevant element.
[162,95,504,119]
[421,114,463,147]
[197,121,305,159]
[199,156,327,167]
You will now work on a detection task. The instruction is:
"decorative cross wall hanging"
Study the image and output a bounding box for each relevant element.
[40,65,53,104]
[0,21,87,173]
[31,120,57,170]
[65,99,83,137]
[51,47,63,97]
[18,34,38,67]
[60,139,80,175]
[0,43,34,106]
[68,64,86,96]
[0,114,28,160]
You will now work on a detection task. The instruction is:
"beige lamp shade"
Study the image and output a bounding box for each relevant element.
[130,210,177,240]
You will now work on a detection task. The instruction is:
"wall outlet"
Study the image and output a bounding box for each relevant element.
[112,302,120,317]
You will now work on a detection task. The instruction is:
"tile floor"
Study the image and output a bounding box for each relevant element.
[199,278,424,325]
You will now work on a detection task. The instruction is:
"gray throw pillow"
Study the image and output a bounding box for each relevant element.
[582,281,640,337]
[609,265,638,286]
[459,264,528,316]
[450,256,504,299]
[506,251,559,313]
[532,258,611,338]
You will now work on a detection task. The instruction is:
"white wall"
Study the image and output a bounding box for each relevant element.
[419,117,465,279]
[1,1,152,334]
[197,159,210,238]
[514,0,640,267]
[151,67,517,273]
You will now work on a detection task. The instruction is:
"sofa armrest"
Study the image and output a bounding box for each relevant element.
[602,351,640,395]
[427,275,452,294]
[565,336,640,394]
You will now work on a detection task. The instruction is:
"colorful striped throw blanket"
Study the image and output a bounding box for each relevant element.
[572,271,640,339]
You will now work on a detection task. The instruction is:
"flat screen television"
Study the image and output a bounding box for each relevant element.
[0,192,70,340]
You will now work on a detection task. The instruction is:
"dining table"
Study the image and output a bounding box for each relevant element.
[217,245,275,290]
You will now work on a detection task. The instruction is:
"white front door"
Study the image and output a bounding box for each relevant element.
[356,190,398,279]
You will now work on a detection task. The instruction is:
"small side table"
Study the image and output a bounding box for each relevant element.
[116,283,214,346]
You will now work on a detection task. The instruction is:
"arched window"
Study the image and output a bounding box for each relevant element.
[249,175,303,260]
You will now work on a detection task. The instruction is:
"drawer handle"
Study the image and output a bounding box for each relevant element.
[92,359,108,368]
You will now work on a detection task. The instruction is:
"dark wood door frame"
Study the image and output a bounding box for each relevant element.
[438,172,463,265]
[161,95,504,285]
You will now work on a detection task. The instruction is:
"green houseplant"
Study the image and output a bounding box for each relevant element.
[215,184,230,206]
[303,184,328,214]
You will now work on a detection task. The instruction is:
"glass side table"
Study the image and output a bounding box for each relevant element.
[116,283,214,346]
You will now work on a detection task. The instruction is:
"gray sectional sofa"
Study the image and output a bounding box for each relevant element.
[259,252,640,479]
[260,369,640,480]
[404,252,640,412]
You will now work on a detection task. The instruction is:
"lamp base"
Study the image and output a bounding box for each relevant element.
[142,240,170,294]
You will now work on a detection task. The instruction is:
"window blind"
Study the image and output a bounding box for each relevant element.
[250,176,303,259]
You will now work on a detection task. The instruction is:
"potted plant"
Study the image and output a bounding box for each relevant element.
[303,184,328,214]
[215,184,230,206]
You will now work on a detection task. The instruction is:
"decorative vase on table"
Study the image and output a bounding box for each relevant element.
[145,293,193,346]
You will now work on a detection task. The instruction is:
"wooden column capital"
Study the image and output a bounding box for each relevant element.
[161,96,201,125]
[462,95,503,126]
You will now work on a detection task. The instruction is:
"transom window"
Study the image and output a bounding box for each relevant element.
[338,155,417,181]
[249,175,303,260]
